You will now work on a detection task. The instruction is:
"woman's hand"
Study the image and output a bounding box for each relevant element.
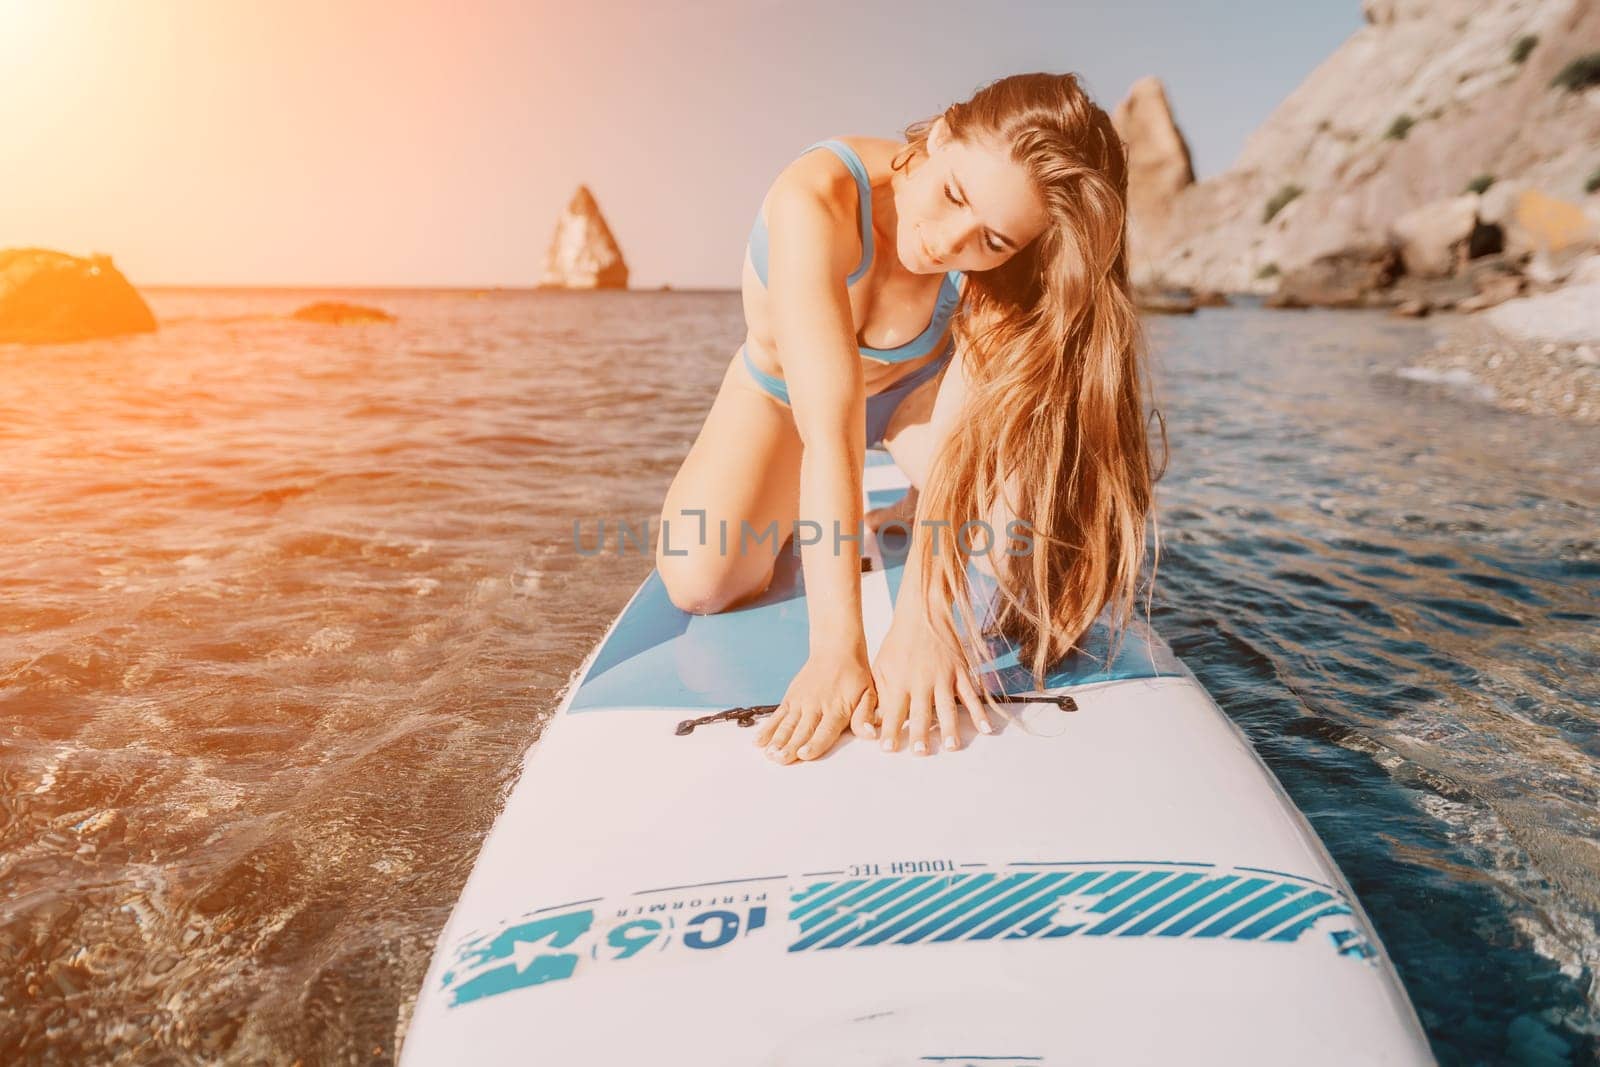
[870,609,993,755]
[754,643,877,764]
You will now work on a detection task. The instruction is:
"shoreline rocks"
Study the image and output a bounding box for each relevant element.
[1406,312,1598,424]
[1484,254,1600,345]
[0,248,157,344]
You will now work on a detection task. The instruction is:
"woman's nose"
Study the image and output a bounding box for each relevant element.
[932,221,976,261]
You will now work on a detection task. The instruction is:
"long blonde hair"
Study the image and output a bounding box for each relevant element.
[892,72,1168,711]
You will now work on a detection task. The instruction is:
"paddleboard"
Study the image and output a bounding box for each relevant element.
[401,449,1434,1065]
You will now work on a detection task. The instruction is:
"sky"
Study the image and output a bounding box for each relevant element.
[0,0,1362,289]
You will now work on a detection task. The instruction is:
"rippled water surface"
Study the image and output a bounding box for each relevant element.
[2,290,1596,1064]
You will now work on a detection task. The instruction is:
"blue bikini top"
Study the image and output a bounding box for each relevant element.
[747,139,965,364]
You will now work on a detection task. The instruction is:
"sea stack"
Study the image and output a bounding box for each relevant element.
[0,248,157,344]
[539,185,629,289]
[1111,77,1196,285]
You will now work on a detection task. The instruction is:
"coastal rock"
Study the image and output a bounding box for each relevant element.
[1136,0,1600,293]
[1133,288,1197,315]
[1272,245,1402,308]
[1455,269,1525,312]
[291,301,396,325]
[1389,195,1481,277]
[539,185,629,290]
[1110,77,1195,281]
[1481,185,1598,261]
[0,248,157,344]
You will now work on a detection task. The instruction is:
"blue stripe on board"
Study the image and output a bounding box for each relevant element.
[930,873,1068,942]
[856,876,997,947]
[792,879,937,951]
[475,872,1346,958]
[1083,872,1204,935]
[1019,914,1073,939]
[895,874,1041,944]
[1268,903,1355,942]
[1087,870,1171,914]
[1193,882,1302,938]
[816,877,970,950]
[1232,890,1334,940]
[790,881,837,906]
[442,861,1372,1009]
[796,878,908,933]
[790,880,867,924]
[1119,875,1239,936]
[1157,878,1271,936]
[970,872,1101,940]
[1031,869,1137,939]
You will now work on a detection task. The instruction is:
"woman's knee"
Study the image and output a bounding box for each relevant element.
[657,552,770,615]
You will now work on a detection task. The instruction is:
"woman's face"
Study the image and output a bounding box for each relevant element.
[894,116,1050,275]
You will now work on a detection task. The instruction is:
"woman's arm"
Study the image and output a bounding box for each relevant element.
[764,183,869,656]
[892,331,973,619]
[751,174,881,763]
[861,333,997,754]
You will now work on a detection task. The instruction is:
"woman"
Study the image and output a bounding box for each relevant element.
[656,72,1164,765]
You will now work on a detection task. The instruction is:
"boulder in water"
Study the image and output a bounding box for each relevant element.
[0,247,157,344]
[538,185,629,289]
[1270,245,1403,308]
[291,301,396,325]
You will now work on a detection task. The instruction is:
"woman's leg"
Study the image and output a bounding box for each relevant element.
[656,348,805,614]
[864,372,940,534]
[875,374,1019,582]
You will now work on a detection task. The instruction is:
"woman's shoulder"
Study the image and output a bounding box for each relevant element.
[765,138,861,215]
[751,138,883,283]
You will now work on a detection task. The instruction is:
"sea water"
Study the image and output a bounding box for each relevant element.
[1,289,1594,1064]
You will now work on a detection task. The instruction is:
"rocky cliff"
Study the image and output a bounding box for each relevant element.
[1131,0,1600,293]
[538,185,629,290]
[0,248,157,344]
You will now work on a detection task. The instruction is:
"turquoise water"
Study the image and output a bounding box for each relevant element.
[1,289,1595,1063]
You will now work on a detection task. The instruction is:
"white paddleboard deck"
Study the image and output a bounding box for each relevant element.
[403,451,1433,1065]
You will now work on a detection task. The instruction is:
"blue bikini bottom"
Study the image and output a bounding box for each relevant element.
[740,344,951,449]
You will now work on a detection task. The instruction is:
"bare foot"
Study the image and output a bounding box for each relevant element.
[865,487,918,532]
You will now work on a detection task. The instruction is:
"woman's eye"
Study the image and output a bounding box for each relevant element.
[946,184,1002,253]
